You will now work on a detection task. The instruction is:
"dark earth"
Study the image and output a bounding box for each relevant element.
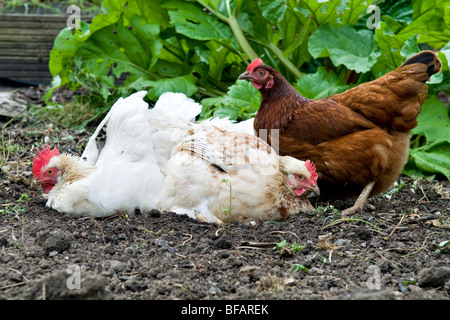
[1,87,449,302]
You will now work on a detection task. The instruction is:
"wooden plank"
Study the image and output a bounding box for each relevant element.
[0,48,53,57]
[0,14,70,22]
[0,28,64,35]
[0,42,54,50]
[0,34,60,42]
[0,13,92,23]
[0,68,51,78]
[0,62,50,69]
[0,63,49,68]
[0,20,67,28]
[0,56,49,63]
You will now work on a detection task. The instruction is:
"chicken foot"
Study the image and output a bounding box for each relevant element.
[341,181,376,216]
[194,213,223,226]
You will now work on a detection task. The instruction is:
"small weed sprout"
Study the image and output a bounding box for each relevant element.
[291,242,306,253]
[273,240,287,250]
[273,240,308,272]
[216,178,232,235]
[313,203,339,216]
[383,180,405,200]
[273,240,305,253]
[436,240,450,254]
[1,193,30,217]
[291,264,308,272]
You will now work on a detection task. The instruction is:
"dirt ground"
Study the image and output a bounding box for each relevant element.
[1,89,450,302]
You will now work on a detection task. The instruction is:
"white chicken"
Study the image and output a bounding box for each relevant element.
[156,128,319,224]
[32,91,199,217]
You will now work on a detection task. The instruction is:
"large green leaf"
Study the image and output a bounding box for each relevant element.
[76,15,162,84]
[406,95,450,179]
[258,0,287,24]
[397,0,450,48]
[308,24,380,73]
[411,95,450,143]
[49,23,88,76]
[148,75,198,100]
[340,0,377,25]
[295,67,351,99]
[47,12,163,101]
[101,0,170,28]
[371,22,407,77]
[297,0,342,27]
[200,80,260,121]
[408,141,450,179]
[128,75,199,100]
[163,1,237,49]
[278,4,311,58]
[195,41,240,81]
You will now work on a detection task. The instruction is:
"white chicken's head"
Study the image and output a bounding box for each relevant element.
[279,156,319,198]
[32,145,60,194]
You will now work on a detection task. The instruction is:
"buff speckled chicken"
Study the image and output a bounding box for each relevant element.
[156,128,319,224]
[238,51,442,215]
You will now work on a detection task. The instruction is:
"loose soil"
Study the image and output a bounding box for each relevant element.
[1,89,449,301]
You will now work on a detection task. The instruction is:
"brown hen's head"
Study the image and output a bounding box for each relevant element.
[32,145,60,193]
[238,58,278,91]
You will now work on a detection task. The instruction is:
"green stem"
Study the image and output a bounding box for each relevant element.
[197,0,256,62]
[227,15,257,61]
[267,42,303,79]
[197,86,225,97]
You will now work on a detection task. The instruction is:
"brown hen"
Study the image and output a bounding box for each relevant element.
[238,51,442,215]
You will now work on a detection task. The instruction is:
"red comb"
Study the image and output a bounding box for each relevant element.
[247,58,263,72]
[305,160,318,185]
[32,145,60,179]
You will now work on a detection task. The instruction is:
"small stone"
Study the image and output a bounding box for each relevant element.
[0,91,27,117]
[418,266,450,288]
[214,237,232,249]
[24,245,45,258]
[36,230,72,254]
[239,265,260,275]
[110,260,126,273]
[334,239,351,246]
[208,286,221,295]
[48,250,58,257]
[149,209,161,218]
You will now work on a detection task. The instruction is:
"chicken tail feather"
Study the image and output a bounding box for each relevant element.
[401,50,442,80]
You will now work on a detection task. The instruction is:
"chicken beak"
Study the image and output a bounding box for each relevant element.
[306,185,320,198]
[238,71,253,81]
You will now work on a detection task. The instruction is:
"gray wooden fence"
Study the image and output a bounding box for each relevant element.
[0,13,91,86]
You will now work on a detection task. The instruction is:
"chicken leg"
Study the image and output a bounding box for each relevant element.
[341,181,376,216]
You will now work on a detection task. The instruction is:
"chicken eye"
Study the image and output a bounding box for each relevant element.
[259,70,265,76]
[47,169,53,174]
